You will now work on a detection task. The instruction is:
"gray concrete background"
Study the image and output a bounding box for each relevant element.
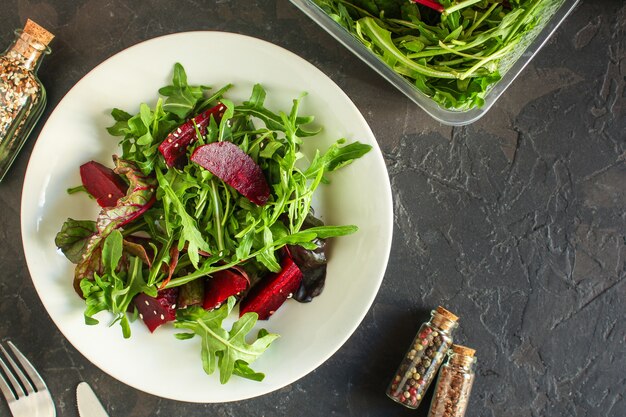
[0,1,624,416]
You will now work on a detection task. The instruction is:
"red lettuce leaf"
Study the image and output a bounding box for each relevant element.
[72,157,157,294]
[96,157,157,235]
[54,219,98,264]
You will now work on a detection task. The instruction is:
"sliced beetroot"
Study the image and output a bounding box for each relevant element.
[158,103,226,167]
[79,161,128,207]
[191,142,270,205]
[134,288,179,333]
[203,267,250,310]
[239,256,302,320]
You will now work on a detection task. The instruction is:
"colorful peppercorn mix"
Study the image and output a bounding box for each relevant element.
[0,19,53,181]
[386,306,458,409]
[428,345,477,417]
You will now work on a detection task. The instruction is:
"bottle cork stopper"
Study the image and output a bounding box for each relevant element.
[23,19,55,46]
[436,306,459,322]
[452,344,476,357]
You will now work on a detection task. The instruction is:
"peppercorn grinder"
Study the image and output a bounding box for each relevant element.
[0,19,54,182]
[386,306,459,409]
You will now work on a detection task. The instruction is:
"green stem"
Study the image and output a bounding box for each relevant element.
[437,40,486,59]
[210,179,225,252]
[465,2,499,38]
[444,0,483,15]
[459,41,516,79]
[121,218,148,236]
[504,0,543,44]
[358,17,459,79]
[164,259,239,288]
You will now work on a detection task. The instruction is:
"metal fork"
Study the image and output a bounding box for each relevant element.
[0,341,55,417]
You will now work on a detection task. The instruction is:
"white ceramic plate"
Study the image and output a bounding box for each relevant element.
[21,32,392,403]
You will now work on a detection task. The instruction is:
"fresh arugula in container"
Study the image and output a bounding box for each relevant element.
[312,0,566,110]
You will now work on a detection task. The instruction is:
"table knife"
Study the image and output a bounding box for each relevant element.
[77,381,110,417]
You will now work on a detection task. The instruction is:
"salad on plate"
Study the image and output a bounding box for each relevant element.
[54,63,371,384]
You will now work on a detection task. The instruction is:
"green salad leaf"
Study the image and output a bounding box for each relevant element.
[174,297,279,383]
[55,219,97,264]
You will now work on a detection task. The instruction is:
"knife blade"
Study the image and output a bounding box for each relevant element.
[76,381,110,417]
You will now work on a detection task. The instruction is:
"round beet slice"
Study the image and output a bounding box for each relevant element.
[190,142,270,205]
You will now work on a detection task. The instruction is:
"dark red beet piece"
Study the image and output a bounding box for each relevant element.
[158,103,226,167]
[133,288,179,332]
[203,268,250,310]
[239,256,302,320]
[190,142,270,205]
[79,161,128,207]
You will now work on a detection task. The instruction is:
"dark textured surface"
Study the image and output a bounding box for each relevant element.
[1,1,624,416]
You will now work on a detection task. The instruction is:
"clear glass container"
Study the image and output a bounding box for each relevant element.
[0,19,53,182]
[428,344,477,417]
[289,0,580,126]
[386,306,459,409]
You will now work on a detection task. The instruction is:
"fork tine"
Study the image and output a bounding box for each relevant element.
[0,364,17,403]
[0,345,24,400]
[1,343,35,396]
[7,341,46,392]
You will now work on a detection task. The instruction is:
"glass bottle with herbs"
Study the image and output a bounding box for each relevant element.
[428,345,477,417]
[386,306,459,409]
[0,19,54,181]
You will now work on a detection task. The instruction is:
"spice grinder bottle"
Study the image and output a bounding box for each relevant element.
[0,19,54,182]
[386,306,459,409]
[428,345,477,417]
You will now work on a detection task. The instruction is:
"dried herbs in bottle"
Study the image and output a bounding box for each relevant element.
[386,306,459,409]
[428,345,477,417]
[0,19,54,181]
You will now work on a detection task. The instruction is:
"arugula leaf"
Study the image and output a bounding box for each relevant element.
[81,230,156,337]
[155,167,211,268]
[159,63,207,119]
[305,140,373,178]
[174,297,279,383]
